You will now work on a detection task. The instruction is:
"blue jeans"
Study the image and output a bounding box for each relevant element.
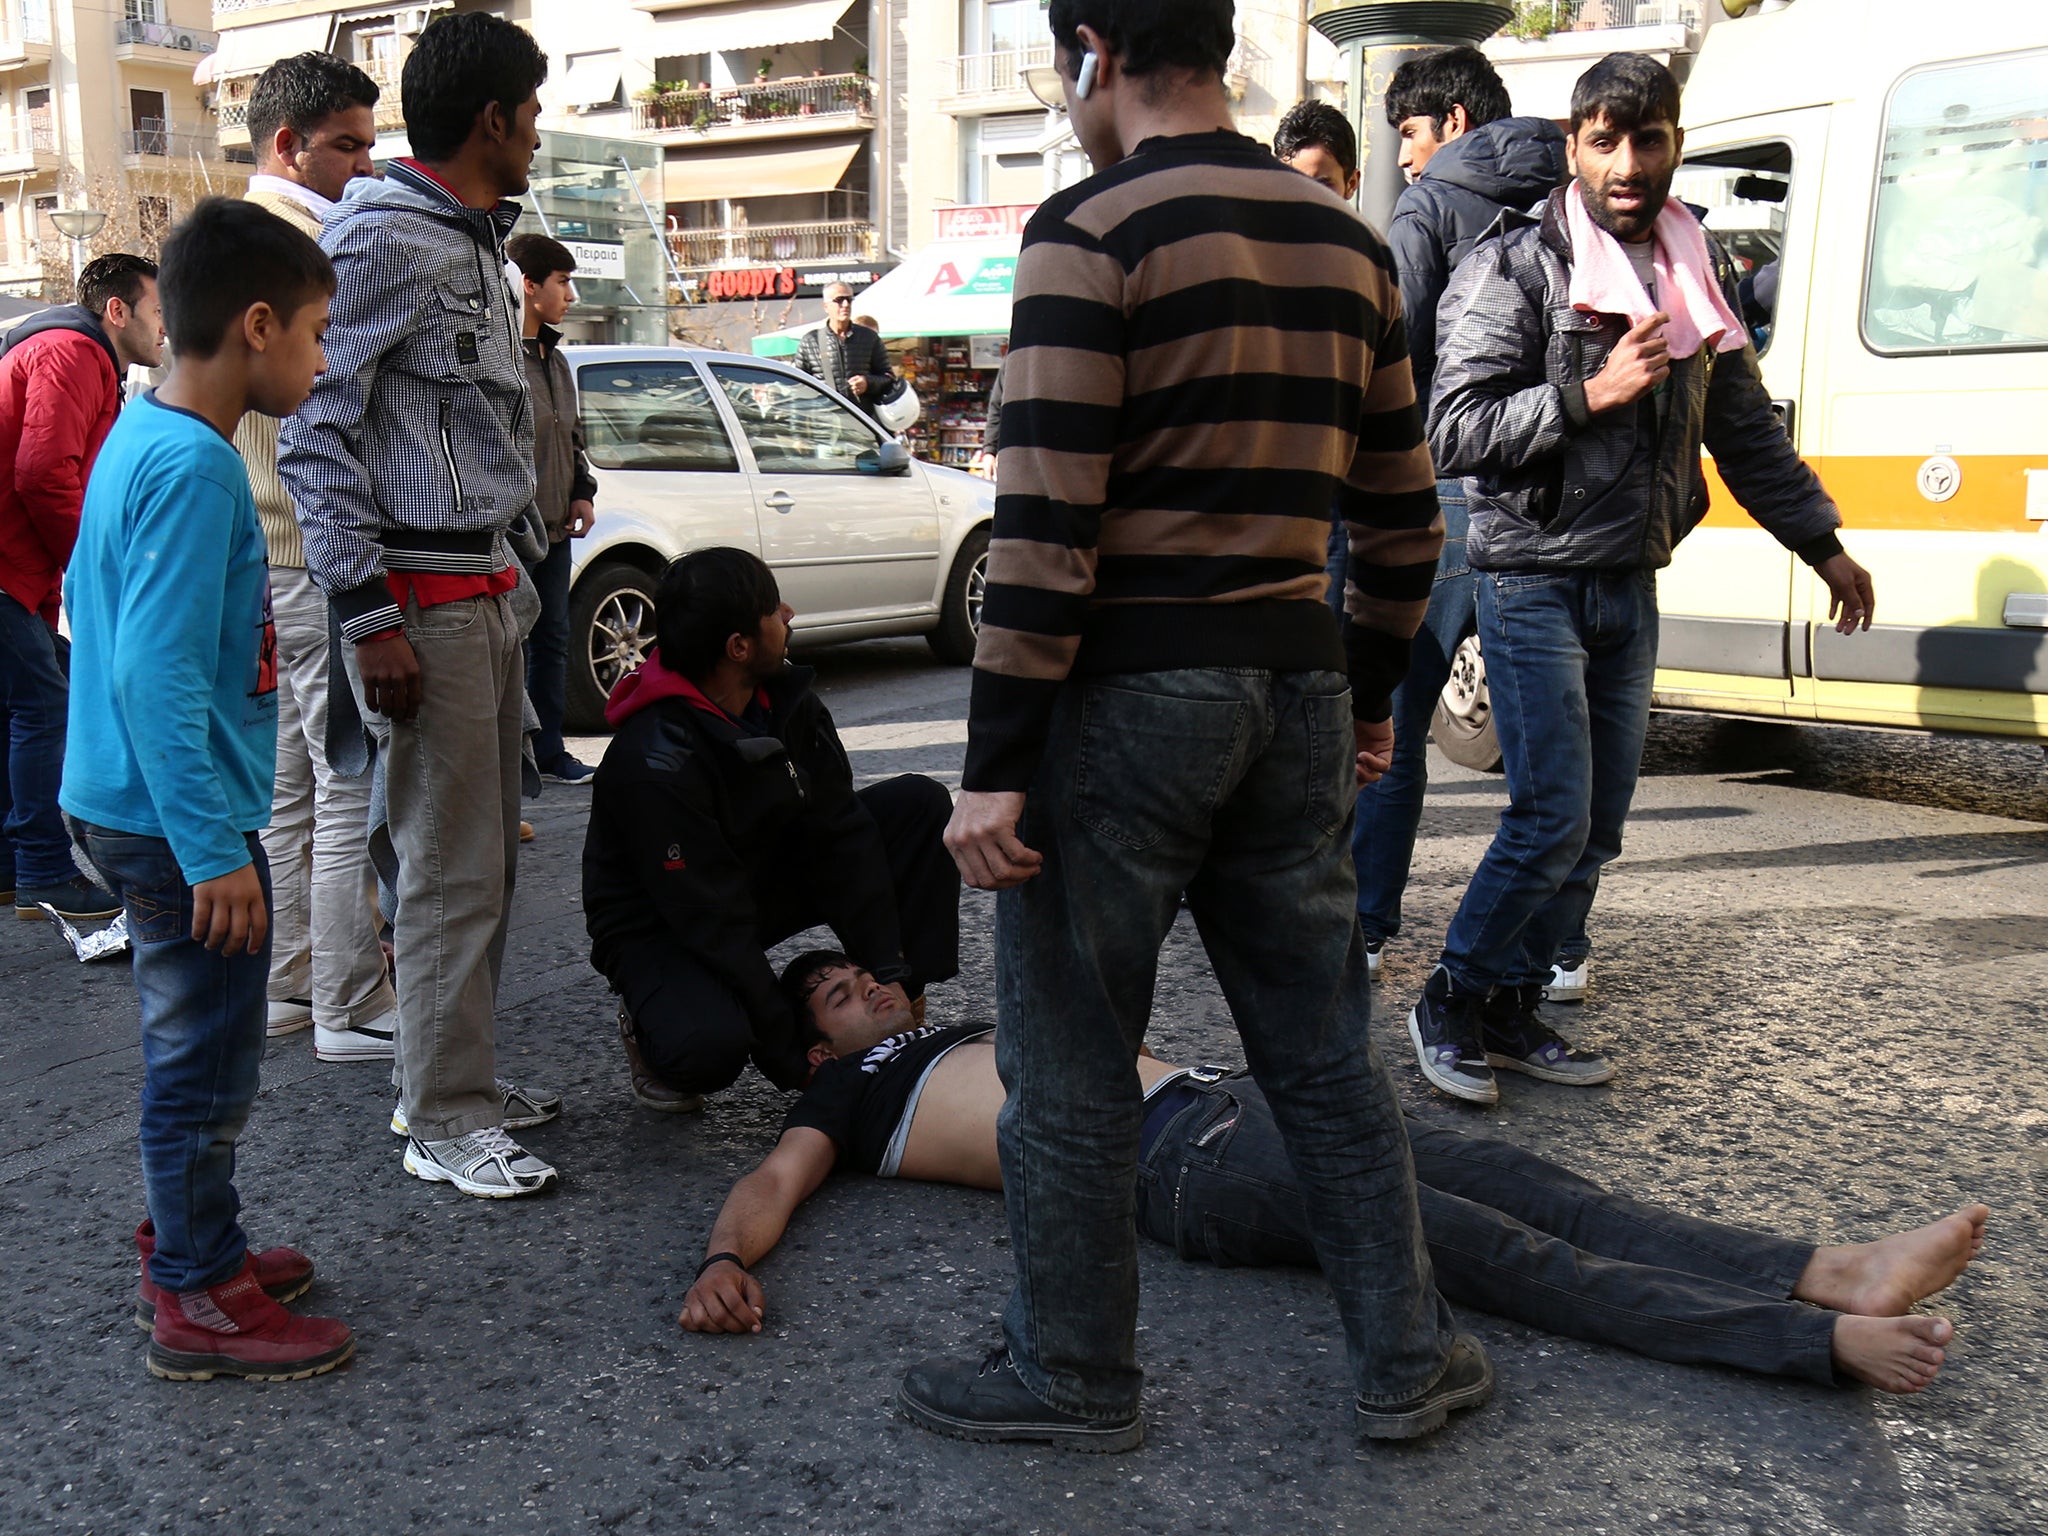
[995,669,1455,1420]
[1351,483,1474,944]
[0,595,76,889]
[1442,569,1658,991]
[524,538,574,772]
[75,821,271,1295]
[1136,1077,1834,1384]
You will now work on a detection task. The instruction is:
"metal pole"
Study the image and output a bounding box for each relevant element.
[1310,1,1514,235]
[617,151,686,299]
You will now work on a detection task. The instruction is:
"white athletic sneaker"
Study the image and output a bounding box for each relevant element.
[390,1080,562,1137]
[266,998,313,1037]
[1544,957,1591,1005]
[402,1127,557,1198]
[313,1010,396,1063]
[1365,940,1384,984]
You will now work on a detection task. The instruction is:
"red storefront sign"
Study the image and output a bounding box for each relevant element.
[705,266,798,300]
[934,203,1039,241]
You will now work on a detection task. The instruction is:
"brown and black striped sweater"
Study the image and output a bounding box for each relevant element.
[964,130,1443,793]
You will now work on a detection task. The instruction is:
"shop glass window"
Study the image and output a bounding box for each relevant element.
[1671,142,1792,353]
[1864,49,2048,354]
[578,363,738,472]
[710,365,879,475]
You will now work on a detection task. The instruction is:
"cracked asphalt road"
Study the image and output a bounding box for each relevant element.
[3,639,2043,1535]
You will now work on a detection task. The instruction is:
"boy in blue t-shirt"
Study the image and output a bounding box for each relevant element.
[61,198,352,1382]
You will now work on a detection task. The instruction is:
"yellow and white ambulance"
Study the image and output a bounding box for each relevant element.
[1435,0,2048,765]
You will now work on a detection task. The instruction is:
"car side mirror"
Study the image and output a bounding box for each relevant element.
[857,441,913,477]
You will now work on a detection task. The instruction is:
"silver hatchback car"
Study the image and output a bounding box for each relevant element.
[562,345,996,731]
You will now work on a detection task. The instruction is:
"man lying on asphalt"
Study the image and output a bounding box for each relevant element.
[582,548,959,1109]
[680,953,1982,1401]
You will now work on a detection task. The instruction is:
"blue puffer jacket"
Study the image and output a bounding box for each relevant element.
[1387,115,1567,409]
[279,161,536,642]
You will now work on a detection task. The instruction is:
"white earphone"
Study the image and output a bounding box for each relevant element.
[1074,50,1100,100]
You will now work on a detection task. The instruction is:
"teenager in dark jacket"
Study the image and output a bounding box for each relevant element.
[0,253,162,922]
[582,547,958,1106]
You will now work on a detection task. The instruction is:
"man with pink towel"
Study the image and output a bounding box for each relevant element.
[1404,52,1876,1108]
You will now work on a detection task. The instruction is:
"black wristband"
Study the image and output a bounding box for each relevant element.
[694,1251,746,1281]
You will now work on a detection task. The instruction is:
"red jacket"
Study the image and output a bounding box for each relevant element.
[0,305,122,622]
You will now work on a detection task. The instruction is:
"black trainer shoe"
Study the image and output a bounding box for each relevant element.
[1356,1334,1495,1441]
[899,1348,1143,1453]
[1407,967,1497,1104]
[1482,984,1616,1087]
[16,874,120,922]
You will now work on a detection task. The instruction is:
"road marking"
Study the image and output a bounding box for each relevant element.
[839,720,969,752]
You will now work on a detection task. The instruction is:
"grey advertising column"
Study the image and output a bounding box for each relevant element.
[1309,1,1513,236]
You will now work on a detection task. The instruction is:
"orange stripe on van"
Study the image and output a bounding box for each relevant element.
[1698,455,2041,533]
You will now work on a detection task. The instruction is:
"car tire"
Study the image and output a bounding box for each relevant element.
[1431,633,1503,773]
[567,560,659,735]
[926,524,990,666]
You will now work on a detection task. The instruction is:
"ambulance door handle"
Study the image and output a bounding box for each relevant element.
[765,490,795,514]
[1769,399,1795,442]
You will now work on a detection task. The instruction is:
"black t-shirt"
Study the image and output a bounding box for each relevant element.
[783,1023,992,1175]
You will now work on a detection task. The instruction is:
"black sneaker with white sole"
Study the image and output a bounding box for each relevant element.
[1481,983,1615,1086]
[1356,1334,1495,1441]
[899,1348,1143,1453]
[1407,967,1497,1104]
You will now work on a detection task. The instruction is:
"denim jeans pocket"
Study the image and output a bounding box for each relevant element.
[80,830,188,945]
[405,596,484,638]
[1487,570,1577,594]
[1302,691,1355,838]
[1072,682,1246,851]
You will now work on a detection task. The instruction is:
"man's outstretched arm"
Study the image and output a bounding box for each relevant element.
[680,1128,838,1334]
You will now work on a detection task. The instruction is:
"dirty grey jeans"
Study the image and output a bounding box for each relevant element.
[995,668,1456,1421]
[262,565,395,1030]
[346,589,524,1141]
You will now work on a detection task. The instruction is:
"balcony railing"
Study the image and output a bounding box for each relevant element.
[945,42,1052,103]
[668,219,876,270]
[124,123,220,158]
[216,97,247,129]
[633,73,874,135]
[1549,0,1701,31]
[0,116,54,157]
[116,18,218,51]
[5,14,50,47]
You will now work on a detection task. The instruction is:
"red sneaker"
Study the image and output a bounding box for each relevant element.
[147,1255,354,1381]
[133,1218,315,1330]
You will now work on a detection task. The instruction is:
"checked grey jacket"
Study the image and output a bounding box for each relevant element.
[280,162,537,641]
[1428,187,1841,573]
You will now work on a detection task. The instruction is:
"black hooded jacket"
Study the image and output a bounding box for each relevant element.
[1387,116,1568,410]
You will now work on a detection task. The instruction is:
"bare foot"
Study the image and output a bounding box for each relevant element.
[1796,1206,1989,1316]
[1832,1315,1952,1394]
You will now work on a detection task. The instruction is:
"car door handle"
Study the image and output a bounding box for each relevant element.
[765,491,795,513]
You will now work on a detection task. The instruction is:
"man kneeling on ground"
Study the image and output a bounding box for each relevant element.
[682,952,1981,1404]
[582,549,959,1108]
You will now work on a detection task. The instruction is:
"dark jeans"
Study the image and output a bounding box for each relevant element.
[1442,569,1658,991]
[0,595,76,889]
[1350,482,1474,944]
[615,774,959,1094]
[524,537,574,772]
[996,669,1453,1420]
[1136,1076,1836,1385]
[75,820,271,1295]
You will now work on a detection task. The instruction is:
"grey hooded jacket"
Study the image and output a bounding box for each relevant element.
[1387,114,1567,407]
[1428,187,1842,574]
[279,160,536,642]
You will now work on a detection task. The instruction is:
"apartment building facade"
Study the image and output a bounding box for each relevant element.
[0,0,235,299]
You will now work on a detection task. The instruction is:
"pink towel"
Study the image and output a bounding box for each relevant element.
[1564,181,1746,359]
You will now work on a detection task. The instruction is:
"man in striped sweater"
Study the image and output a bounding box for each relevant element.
[903,0,1490,1454]
[237,51,396,1065]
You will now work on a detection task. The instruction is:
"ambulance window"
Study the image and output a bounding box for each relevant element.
[1672,143,1791,353]
[1864,49,2048,355]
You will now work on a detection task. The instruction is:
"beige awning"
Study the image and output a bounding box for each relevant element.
[210,15,337,78]
[558,51,624,109]
[664,137,862,204]
[644,0,856,55]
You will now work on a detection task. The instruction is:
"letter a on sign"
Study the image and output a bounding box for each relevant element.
[926,262,964,296]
